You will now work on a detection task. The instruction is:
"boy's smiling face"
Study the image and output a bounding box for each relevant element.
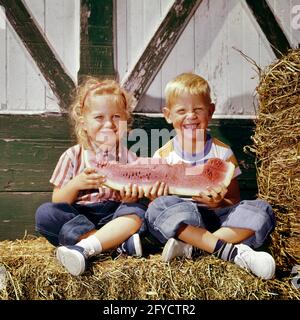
[163,92,215,142]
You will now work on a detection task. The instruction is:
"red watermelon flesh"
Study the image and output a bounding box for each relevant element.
[95,158,235,197]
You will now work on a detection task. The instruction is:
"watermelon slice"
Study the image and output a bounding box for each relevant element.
[84,153,235,197]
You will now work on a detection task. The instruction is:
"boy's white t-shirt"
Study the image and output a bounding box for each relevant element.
[152,133,242,179]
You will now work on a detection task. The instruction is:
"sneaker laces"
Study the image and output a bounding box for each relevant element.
[234,247,253,271]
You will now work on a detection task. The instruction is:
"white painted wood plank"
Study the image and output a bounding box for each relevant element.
[0,6,7,111]
[290,0,300,45]
[116,0,296,116]
[45,0,78,80]
[240,1,265,115]
[24,0,45,32]
[203,0,230,116]
[45,0,77,112]
[115,0,128,81]
[23,0,46,111]
[137,0,163,112]
[119,0,174,79]
[117,0,175,102]
[161,16,195,91]
[25,58,46,111]
[227,0,245,115]
[126,0,144,72]
[7,27,26,110]
[267,0,300,48]
[194,0,211,89]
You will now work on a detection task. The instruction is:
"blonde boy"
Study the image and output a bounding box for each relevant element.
[145,73,276,280]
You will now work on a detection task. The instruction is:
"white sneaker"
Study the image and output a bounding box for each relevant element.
[56,245,88,276]
[233,244,276,280]
[162,238,193,262]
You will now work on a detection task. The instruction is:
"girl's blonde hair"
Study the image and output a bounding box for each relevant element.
[165,73,212,108]
[70,77,136,149]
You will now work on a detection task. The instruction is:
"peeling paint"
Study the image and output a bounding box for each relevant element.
[123,0,203,101]
[174,0,184,16]
[2,139,17,142]
[169,32,175,39]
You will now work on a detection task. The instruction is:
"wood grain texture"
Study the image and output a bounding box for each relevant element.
[117,0,278,115]
[79,0,115,78]
[0,192,51,240]
[0,0,75,110]
[122,0,203,101]
[246,0,291,58]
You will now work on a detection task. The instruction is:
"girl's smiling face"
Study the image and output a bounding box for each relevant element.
[82,94,128,151]
[163,92,215,142]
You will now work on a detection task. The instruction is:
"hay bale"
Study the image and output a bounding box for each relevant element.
[247,49,300,269]
[0,237,299,300]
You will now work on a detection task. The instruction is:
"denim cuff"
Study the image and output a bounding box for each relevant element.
[152,201,203,242]
[58,214,95,245]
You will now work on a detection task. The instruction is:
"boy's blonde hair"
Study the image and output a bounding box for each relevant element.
[165,73,212,108]
[70,76,136,149]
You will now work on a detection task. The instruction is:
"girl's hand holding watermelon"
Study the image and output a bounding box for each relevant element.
[119,183,144,203]
[73,167,106,191]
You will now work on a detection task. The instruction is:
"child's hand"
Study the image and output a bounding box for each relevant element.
[192,184,228,208]
[73,168,106,190]
[144,181,169,201]
[119,183,144,203]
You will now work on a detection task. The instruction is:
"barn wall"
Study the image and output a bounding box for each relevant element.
[0,0,298,114]
[116,0,299,116]
[0,0,80,113]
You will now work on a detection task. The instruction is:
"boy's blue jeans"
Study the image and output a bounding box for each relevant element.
[35,200,147,246]
[145,196,276,249]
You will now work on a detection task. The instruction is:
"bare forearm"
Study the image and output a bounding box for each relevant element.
[52,180,80,204]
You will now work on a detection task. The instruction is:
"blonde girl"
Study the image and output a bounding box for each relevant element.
[35,77,164,276]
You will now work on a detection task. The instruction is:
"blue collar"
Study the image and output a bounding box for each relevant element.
[173,132,212,164]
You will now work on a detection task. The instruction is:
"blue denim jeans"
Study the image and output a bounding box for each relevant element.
[35,200,147,246]
[145,196,276,249]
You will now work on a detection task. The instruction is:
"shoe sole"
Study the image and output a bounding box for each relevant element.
[56,247,86,276]
[132,234,142,257]
[257,252,276,280]
[161,238,177,262]
[234,245,276,280]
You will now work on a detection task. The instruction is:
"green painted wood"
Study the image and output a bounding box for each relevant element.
[0,0,76,110]
[0,114,71,140]
[246,0,291,58]
[123,0,203,101]
[0,192,51,240]
[0,114,257,192]
[0,139,72,191]
[79,0,115,78]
